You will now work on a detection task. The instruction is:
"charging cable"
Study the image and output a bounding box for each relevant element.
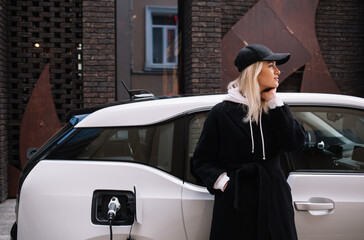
[108,197,121,240]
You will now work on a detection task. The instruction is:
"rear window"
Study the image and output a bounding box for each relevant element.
[48,118,184,178]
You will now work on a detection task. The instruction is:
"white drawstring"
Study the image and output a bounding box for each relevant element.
[259,112,266,160]
[248,113,266,160]
[249,119,254,153]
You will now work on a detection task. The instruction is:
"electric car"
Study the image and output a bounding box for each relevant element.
[11,93,364,240]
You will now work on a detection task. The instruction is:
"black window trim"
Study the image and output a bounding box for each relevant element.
[288,104,364,174]
[46,114,187,180]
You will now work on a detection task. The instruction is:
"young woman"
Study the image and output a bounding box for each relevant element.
[191,44,305,240]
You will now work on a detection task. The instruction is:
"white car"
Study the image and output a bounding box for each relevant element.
[11,93,364,240]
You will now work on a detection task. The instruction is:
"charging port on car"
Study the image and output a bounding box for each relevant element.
[91,190,135,226]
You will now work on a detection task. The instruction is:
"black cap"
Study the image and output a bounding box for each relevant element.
[234,44,290,72]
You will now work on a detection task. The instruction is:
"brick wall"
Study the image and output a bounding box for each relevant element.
[179,0,191,94]
[0,0,362,200]
[182,0,364,97]
[315,0,364,97]
[0,0,7,202]
[82,0,116,107]
[279,0,364,96]
[5,0,83,197]
[221,0,258,37]
[181,0,222,94]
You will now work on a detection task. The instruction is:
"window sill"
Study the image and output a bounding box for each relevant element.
[132,69,178,75]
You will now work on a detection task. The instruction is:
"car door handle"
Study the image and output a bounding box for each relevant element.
[294,201,334,211]
[294,197,334,216]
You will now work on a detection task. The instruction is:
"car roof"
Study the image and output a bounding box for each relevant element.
[75,93,364,128]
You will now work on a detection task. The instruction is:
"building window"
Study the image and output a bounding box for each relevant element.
[145,6,178,70]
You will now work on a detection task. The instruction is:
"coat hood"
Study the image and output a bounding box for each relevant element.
[223,87,249,105]
[223,87,266,160]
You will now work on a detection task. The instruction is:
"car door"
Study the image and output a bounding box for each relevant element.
[181,111,214,240]
[288,106,364,240]
[18,118,187,240]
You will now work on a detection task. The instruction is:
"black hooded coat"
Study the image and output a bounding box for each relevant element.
[191,100,305,240]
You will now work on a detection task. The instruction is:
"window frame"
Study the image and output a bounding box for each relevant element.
[47,116,186,180]
[184,110,210,186]
[145,5,178,70]
[183,105,364,185]
[289,105,364,173]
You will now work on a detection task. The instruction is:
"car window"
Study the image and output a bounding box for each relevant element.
[48,118,184,178]
[291,106,364,173]
[184,107,364,185]
[186,112,208,184]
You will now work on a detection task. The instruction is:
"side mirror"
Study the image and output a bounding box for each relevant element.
[26,147,38,160]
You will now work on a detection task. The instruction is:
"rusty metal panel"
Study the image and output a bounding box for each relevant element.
[221,29,248,89]
[221,0,340,94]
[302,52,340,93]
[265,0,319,52]
[19,64,62,168]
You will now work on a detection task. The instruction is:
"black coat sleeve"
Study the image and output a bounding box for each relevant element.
[269,104,306,152]
[191,106,225,194]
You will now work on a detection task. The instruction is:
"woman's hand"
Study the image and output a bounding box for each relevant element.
[261,88,277,102]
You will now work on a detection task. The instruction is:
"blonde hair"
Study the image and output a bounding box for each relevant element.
[227,61,269,123]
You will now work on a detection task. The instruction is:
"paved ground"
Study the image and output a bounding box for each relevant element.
[0,199,16,240]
